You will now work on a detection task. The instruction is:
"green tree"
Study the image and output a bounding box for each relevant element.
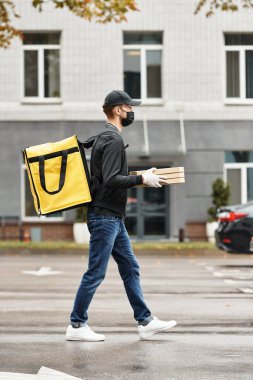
[75,205,88,223]
[195,0,253,17]
[0,0,139,48]
[1,0,253,48]
[207,178,231,222]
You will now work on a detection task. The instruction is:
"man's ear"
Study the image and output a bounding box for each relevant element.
[115,106,121,116]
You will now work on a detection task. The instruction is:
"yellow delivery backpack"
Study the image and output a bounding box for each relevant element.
[22,135,93,216]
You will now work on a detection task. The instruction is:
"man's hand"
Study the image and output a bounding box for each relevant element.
[142,167,167,188]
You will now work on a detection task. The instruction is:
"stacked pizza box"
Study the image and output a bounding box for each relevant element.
[130,167,185,187]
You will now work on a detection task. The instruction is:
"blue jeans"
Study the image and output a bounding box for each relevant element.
[70,207,153,326]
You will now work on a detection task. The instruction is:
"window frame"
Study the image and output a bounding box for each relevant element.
[126,165,170,239]
[123,43,163,105]
[224,44,253,104]
[21,163,65,222]
[21,41,61,104]
[224,162,253,204]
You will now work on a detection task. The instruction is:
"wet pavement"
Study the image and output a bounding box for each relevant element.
[0,250,253,379]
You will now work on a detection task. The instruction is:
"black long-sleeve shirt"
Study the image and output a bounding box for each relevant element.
[87,123,143,217]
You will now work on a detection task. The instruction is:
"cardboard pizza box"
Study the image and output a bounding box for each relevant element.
[129,167,185,187]
[130,167,184,176]
[155,173,185,180]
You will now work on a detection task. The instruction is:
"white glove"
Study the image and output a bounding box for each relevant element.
[142,167,167,188]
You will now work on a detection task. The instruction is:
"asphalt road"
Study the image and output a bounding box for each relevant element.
[0,250,253,379]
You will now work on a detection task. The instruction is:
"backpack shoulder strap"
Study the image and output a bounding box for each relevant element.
[79,130,119,150]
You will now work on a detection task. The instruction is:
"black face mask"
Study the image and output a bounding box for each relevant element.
[121,110,134,127]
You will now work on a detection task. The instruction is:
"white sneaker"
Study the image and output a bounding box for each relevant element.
[65,324,105,342]
[138,316,177,340]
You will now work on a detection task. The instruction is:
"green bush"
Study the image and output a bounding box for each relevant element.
[75,205,88,223]
[207,178,230,222]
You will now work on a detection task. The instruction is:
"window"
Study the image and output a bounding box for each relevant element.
[125,165,170,239]
[21,164,64,221]
[225,33,253,102]
[22,32,61,101]
[224,151,253,204]
[123,32,162,103]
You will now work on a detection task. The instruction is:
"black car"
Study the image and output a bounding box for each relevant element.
[215,201,253,253]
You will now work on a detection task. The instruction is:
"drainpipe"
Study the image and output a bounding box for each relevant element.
[179,109,186,154]
[142,113,150,157]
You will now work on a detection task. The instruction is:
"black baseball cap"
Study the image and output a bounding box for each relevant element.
[103,90,141,107]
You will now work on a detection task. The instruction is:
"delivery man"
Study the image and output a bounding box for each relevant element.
[66,90,177,341]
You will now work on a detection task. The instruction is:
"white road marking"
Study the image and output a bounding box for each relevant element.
[213,272,223,277]
[22,267,63,276]
[0,374,36,379]
[203,265,253,292]
[212,270,253,278]
[0,366,82,379]
[223,280,236,285]
[0,373,66,379]
[204,266,214,271]
[38,366,82,379]
[238,288,253,294]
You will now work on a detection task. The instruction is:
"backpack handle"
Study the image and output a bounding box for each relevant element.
[39,149,68,195]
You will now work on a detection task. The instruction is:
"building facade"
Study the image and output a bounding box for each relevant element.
[1,0,253,241]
